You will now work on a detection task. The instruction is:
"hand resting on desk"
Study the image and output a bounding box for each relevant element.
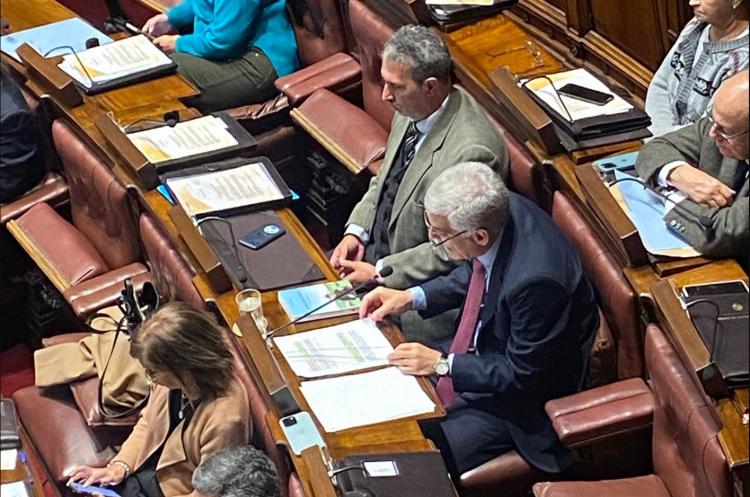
[359,287,414,321]
[668,163,736,208]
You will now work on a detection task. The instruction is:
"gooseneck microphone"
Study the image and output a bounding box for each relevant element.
[607,176,715,241]
[195,216,248,284]
[263,266,394,341]
[121,110,181,132]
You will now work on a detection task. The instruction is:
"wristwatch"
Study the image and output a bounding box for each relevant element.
[434,356,450,377]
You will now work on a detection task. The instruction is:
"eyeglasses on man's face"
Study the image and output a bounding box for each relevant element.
[707,110,749,141]
[423,210,469,247]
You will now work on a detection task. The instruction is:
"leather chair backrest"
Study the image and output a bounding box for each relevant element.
[287,0,346,67]
[646,324,732,497]
[551,191,643,379]
[485,111,543,206]
[52,120,141,270]
[349,0,395,131]
[226,334,290,497]
[138,213,204,311]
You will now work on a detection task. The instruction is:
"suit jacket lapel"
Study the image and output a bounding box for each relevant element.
[388,90,461,231]
[477,219,515,343]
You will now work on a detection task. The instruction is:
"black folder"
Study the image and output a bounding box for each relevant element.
[76,61,177,95]
[684,290,749,389]
[1,399,21,450]
[334,451,455,497]
[428,1,517,31]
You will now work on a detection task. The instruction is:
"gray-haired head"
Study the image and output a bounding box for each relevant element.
[424,162,509,236]
[382,25,452,84]
[192,446,280,497]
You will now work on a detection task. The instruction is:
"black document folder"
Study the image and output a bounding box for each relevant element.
[1,398,21,450]
[77,61,177,95]
[685,291,749,389]
[199,210,324,291]
[429,1,517,31]
[334,451,455,497]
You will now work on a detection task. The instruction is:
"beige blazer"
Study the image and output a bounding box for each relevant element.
[348,87,508,341]
[114,379,251,497]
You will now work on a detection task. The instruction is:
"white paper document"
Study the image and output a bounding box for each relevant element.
[1,481,30,497]
[58,35,172,88]
[166,162,283,217]
[127,115,238,163]
[522,68,633,121]
[300,367,436,432]
[274,319,393,378]
[0,449,17,470]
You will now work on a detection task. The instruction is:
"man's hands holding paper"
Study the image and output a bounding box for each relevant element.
[359,287,413,321]
[668,164,736,208]
[388,343,442,376]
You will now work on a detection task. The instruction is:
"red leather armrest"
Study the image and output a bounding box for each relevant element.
[545,377,654,447]
[275,52,360,106]
[0,171,69,225]
[63,263,151,320]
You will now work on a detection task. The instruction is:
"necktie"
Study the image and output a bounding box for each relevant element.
[402,121,420,166]
[436,259,486,406]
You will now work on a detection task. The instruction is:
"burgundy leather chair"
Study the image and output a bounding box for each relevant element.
[290,0,396,175]
[534,324,732,497]
[455,191,645,497]
[7,120,146,320]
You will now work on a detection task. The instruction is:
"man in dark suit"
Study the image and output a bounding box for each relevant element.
[360,162,598,475]
[1,70,43,203]
[330,25,508,342]
[636,70,748,258]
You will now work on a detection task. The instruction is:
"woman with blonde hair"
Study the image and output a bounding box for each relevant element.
[68,302,251,497]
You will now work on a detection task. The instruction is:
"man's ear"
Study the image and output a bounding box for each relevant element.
[422,77,439,96]
[473,228,491,248]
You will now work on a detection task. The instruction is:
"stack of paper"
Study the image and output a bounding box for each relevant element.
[274,319,392,378]
[58,35,172,88]
[300,367,436,432]
[127,115,238,163]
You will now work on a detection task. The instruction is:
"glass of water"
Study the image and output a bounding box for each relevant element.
[235,289,267,333]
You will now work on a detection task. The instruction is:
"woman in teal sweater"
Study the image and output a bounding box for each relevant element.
[142,0,298,113]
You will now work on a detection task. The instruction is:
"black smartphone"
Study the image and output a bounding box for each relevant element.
[682,280,748,298]
[238,224,286,250]
[558,83,614,105]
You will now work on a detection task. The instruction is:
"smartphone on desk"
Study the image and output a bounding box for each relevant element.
[558,83,614,106]
[68,482,122,497]
[682,280,748,299]
[279,411,325,456]
[238,224,286,250]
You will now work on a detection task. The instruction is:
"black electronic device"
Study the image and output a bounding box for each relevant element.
[239,223,286,250]
[558,83,615,105]
[682,280,748,298]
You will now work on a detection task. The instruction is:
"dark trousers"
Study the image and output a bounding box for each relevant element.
[172,47,278,114]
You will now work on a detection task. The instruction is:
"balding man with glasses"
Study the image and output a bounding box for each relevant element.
[636,70,749,258]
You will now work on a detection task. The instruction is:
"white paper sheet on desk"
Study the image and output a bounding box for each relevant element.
[522,68,632,121]
[1,481,30,497]
[274,319,393,378]
[57,35,172,88]
[0,18,112,63]
[611,170,701,257]
[0,449,17,470]
[127,115,237,164]
[300,367,435,432]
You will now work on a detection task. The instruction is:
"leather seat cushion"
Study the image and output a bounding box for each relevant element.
[545,377,653,446]
[12,385,122,482]
[296,88,388,172]
[16,202,109,286]
[63,263,151,319]
[0,171,69,225]
[276,52,361,106]
[533,474,670,497]
[458,450,549,497]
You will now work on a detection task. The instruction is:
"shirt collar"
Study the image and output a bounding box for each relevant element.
[412,94,450,136]
[476,232,502,276]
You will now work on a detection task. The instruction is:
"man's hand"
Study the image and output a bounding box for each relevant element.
[359,287,413,321]
[142,13,172,38]
[337,260,377,284]
[153,35,179,53]
[388,343,443,376]
[668,164,736,208]
[330,235,365,272]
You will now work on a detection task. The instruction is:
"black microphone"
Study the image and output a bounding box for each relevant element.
[85,37,100,49]
[685,298,722,387]
[194,217,248,284]
[263,266,394,341]
[607,176,715,241]
[121,110,180,132]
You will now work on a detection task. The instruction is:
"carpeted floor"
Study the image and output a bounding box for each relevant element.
[0,343,35,398]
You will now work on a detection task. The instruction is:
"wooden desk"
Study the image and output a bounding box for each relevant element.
[0,432,45,497]
[650,263,749,497]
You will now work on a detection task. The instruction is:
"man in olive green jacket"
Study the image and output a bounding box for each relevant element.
[636,70,748,259]
[330,26,508,341]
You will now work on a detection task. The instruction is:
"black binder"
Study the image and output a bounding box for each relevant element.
[334,451,456,497]
[1,398,21,450]
[428,1,517,31]
[76,61,177,95]
[684,290,749,389]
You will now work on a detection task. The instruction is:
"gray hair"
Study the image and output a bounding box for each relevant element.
[382,25,452,84]
[192,446,280,497]
[424,162,509,235]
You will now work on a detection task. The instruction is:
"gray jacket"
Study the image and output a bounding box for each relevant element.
[636,117,748,258]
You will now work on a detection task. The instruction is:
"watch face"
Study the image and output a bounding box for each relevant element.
[435,358,449,376]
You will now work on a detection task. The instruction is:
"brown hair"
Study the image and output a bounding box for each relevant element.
[131,302,234,400]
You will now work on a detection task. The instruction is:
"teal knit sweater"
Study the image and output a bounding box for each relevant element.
[167,0,299,77]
